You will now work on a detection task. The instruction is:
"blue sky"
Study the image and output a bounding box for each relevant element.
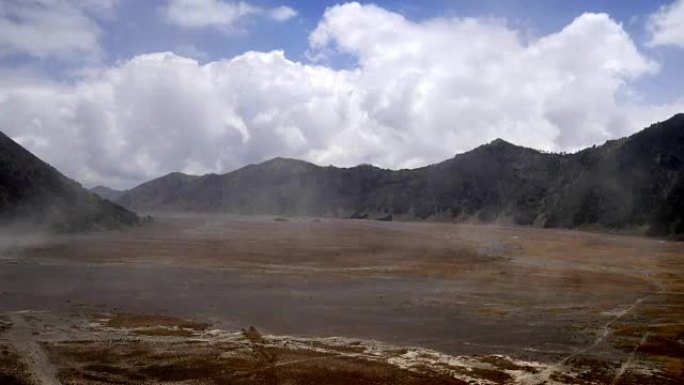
[1,0,683,188]
[8,1,683,92]
[133,0,678,103]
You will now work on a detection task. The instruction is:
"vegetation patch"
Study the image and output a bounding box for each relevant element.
[132,327,195,337]
[479,355,538,372]
[43,338,473,385]
[0,316,12,334]
[306,340,367,354]
[103,313,209,331]
[0,344,34,385]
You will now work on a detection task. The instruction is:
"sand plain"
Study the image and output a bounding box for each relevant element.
[1,213,683,384]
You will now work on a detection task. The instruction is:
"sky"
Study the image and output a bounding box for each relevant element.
[1,0,684,189]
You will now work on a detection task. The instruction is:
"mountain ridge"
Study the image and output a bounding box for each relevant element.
[114,115,684,236]
[91,185,125,201]
[0,132,140,232]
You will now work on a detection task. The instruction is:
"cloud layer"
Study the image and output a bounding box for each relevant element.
[648,0,684,47]
[163,0,296,31]
[1,2,682,189]
[0,0,116,58]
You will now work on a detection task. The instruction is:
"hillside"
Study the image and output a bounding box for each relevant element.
[0,132,140,231]
[116,114,684,236]
[90,185,125,201]
[116,172,199,210]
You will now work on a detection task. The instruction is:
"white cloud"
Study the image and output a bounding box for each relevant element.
[310,4,660,151]
[0,51,356,188]
[163,0,296,31]
[268,6,297,21]
[163,0,258,29]
[647,0,684,47]
[1,2,681,189]
[0,0,114,58]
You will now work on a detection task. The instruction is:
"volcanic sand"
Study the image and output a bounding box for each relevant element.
[1,213,683,384]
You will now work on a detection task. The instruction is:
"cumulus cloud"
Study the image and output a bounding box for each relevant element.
[163,0,296,31]
[310,4,661,151]
[0,52,355,188]
[0,0,115,58]
[647,0,684,47]
[1,2,682,189]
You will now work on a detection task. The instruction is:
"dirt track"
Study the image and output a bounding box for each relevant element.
[1,214,683,384]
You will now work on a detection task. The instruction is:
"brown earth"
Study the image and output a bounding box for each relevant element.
[2,213,684,384]
[102,312,210,331]
[0,342,34,385]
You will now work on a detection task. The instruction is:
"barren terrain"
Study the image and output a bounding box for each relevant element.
[1,214,684,384]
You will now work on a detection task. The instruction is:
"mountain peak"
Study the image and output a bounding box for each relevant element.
[157,171,198,182]
[488,138,516,147]
[664,113,684,128]
[254,157,318,172]
[262,156,308,165]
[165,171,190,177]
[652,113,684,126]
[464,137,519,154]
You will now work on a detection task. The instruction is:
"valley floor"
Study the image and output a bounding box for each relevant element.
[1,214,683,384]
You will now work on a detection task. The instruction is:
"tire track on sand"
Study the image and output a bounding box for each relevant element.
[517,297,646,385]
[4,312,61,385]
[610,331,650,385]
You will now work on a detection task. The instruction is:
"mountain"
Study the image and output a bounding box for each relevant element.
[91,185,125,201]
[116,114,684,237]
[116,172,199,210]
[0,132,140,232]
[542,114,684,236]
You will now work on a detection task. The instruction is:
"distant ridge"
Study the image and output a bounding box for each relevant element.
[0,132,139,231]
[116,171,199,210]
[116,114,684,237]
[91,185,125,201]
